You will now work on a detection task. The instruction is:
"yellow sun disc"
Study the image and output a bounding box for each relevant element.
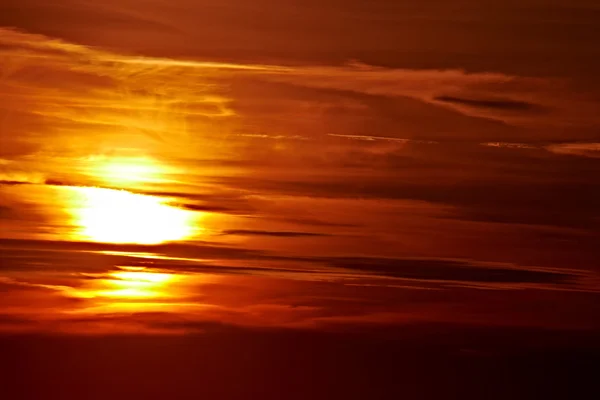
[70,187,197,244]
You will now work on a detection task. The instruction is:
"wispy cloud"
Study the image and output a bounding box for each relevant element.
[546,142,600,158]
[3,26,599,151]
[326,257,591,289]
[1,238,595,292]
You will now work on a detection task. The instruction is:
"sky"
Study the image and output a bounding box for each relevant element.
[0,2,599,395]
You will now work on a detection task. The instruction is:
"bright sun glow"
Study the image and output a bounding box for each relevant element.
[92,156,167,186]
[70,187,198,244]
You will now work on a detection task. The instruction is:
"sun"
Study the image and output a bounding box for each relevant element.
[69,186,198,244]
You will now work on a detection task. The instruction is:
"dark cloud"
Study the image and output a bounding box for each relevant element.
[268,217,359,228]
[43,179,73,186]
[0,238,274,270]
[3,0,600,81]
[177,203,241,214]
[221,230,330,238]
[211,176,600,231]
[136,190,258,216]
[35,184,254,217]
[433,95,541,112]
[327,257,578,285]
[0,180,30,186]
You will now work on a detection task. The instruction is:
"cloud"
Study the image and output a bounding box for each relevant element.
[267,217,358,228]
[327,133,436,144]
[2,23,600,199]
[546,142,600,158]
[2,26,596,146]
[264,64,541,124]
[221,230,330,238]
[327,257,579,287]
[176,203,243,214]
[0,180,30,186]
[253,64,600,133]
[480,142,538,149]
[433,95,541,112]
[216,174,588,211]
[0,238,272,267]
[0,234,598,336]
[2,238,594,292]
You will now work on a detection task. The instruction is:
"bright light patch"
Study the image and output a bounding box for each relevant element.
[99,269,176,299]
[92,156,167,186]
[70,187,197,244]
[68,267,179,300]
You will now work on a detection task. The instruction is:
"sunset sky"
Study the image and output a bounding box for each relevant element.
[0,1,599,398]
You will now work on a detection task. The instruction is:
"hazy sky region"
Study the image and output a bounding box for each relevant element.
[0,2,599,398]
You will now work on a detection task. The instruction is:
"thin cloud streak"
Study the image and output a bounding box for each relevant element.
[546,142,600,158]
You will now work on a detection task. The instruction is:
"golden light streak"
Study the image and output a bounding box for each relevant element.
[99,268,175,299]
[68,267,179,301]
[61,267,222,317]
